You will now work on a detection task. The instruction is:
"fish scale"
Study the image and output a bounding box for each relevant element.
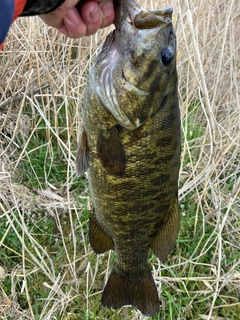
[76,0,181,316]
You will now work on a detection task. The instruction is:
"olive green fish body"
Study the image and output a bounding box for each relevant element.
[77,0,181,316]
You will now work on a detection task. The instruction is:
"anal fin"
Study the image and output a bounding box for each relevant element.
[89,209,114,254]
[97,126,126,177]
[151,196,180,262]
[101,267,160,317]
[76,128,90,176]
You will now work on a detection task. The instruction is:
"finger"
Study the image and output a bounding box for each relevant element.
[79,1,102,36]
[99,1,114,29]
[59,7,87,38]
[40,0,80,29]
[79,0,114,35]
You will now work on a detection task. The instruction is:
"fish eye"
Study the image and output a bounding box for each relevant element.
[161,48,174,65]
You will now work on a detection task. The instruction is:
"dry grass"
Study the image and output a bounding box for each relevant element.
[0,0,239,319]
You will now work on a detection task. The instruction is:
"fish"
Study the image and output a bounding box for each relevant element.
[76,0,181,316]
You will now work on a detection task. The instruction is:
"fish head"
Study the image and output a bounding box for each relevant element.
[90,0,177,129]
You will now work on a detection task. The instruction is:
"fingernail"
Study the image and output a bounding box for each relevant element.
[90,7,100,22]
[101,2,113,18]
[66,8,81,25]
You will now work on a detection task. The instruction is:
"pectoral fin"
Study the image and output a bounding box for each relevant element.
[76,128,90,176]
[151,196,180,262]
[89,209,114,254]
[97,126,126,177]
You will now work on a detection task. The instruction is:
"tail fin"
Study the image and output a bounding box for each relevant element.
[101,267,160,317]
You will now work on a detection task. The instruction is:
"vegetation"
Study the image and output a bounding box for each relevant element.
[0,0,239,319]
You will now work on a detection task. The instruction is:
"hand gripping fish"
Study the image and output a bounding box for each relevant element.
[77,0,181,316]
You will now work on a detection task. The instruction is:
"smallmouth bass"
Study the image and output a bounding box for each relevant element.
[77,0,181,316]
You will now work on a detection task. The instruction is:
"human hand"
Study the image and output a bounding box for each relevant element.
[40,0,114,38]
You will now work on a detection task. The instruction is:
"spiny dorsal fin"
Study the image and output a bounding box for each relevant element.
[101,267,160,317]
[151,196,180,262]
[97,126,126,177]
[76,128,90,176]
[89,209,114,254]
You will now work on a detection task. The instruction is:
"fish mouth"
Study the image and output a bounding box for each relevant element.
[114,0,173,31]
[135,7,173,29]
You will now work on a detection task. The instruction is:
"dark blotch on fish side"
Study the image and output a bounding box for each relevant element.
[155,153,174,164]
[151,173,171,184]
[156,135,172,147]
[159,113,175,130]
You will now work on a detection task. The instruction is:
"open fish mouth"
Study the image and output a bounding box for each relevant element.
[135,7,173,28]
[114,0,173,31]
